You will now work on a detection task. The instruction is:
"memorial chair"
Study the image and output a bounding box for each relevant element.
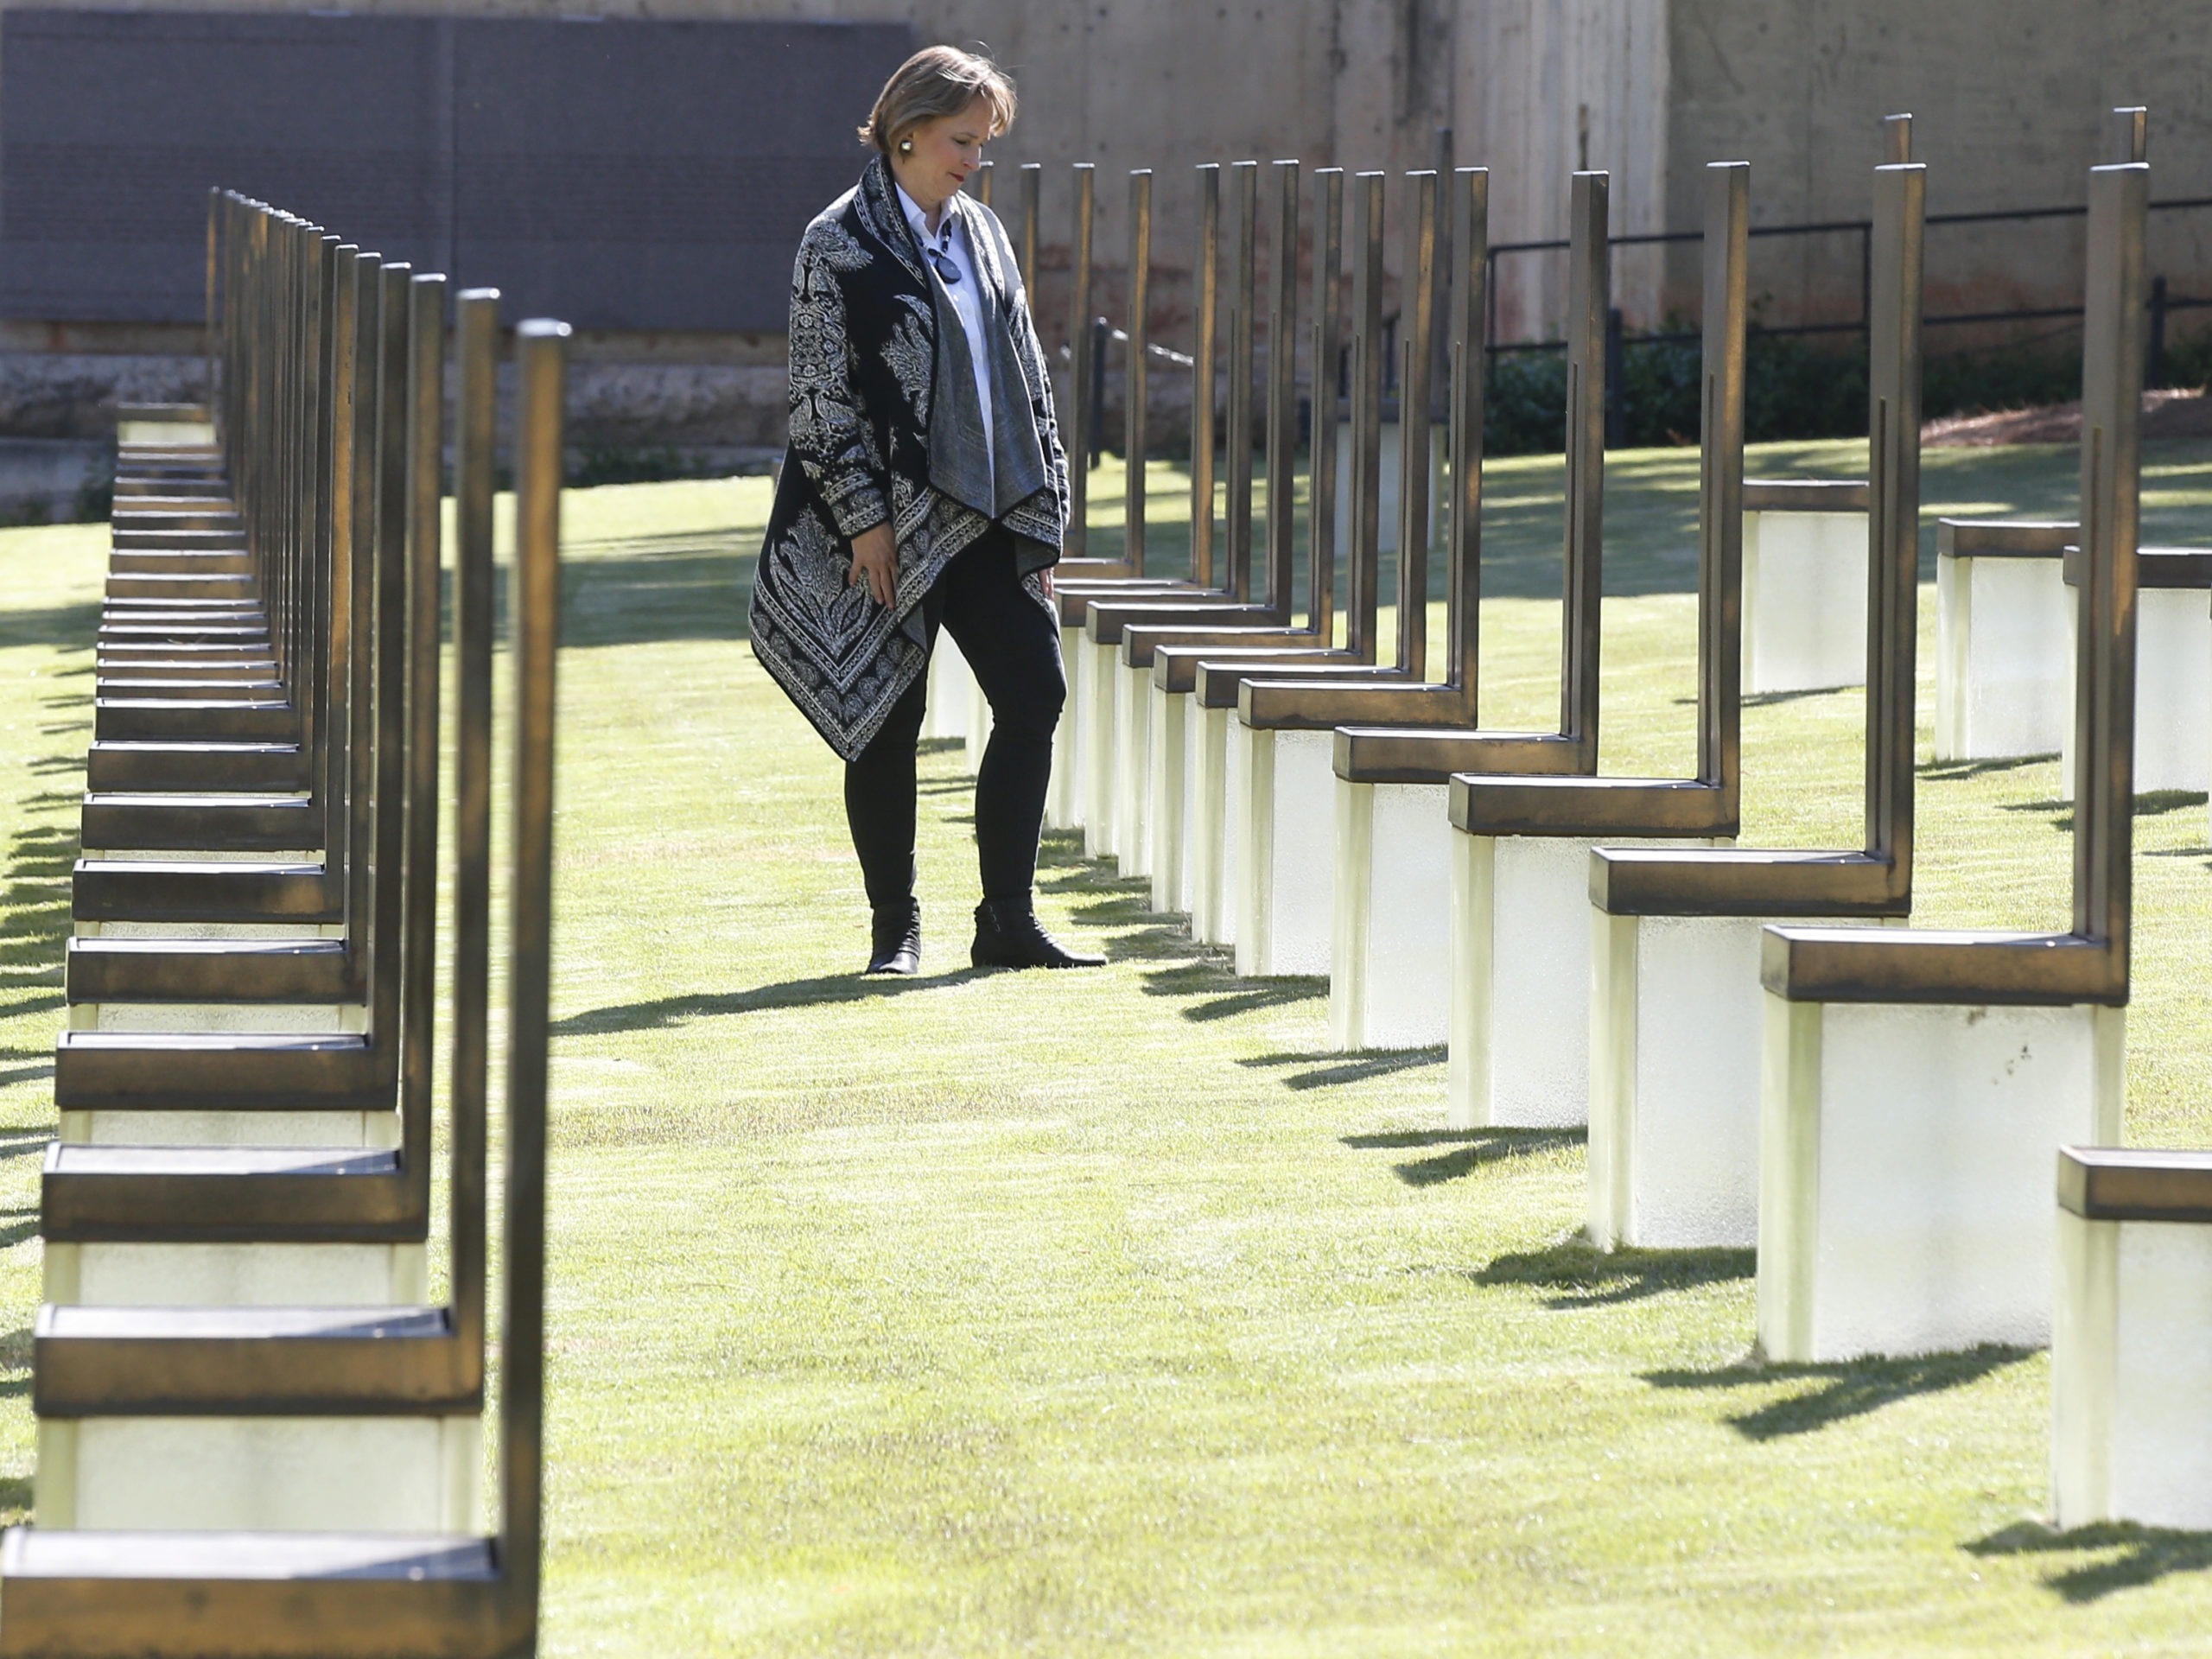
[2057,543,2209,801]
[1726,116,1909,701]
[1287,168,1605,1023]
[1756,161,2145,1363]
[1058,162,1300,855]
[1933,517,2076,762]
[0,312,562,1659]
[46,258,463,1319]
[59,253,423,1132]
[1438,162,1756,1127]
[1583,162,1924,1239]
[2050,1146,2212,1531]
[1194,163,1522,969]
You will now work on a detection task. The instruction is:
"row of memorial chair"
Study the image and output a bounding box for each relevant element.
[0,192,563,1657]
[978,123,2212,1535]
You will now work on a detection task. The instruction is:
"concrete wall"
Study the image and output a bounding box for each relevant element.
[1,0,2207,451]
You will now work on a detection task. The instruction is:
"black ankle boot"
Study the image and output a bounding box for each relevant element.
[865,898,922,975]
[970,896,1103,970]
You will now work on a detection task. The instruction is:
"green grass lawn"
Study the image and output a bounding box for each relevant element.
[0,440,2206,1653]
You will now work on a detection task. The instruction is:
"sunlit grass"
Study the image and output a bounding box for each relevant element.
[0,439,2204,1651]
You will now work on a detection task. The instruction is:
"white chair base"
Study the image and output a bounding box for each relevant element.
[922,632,973,741]
[59,1110,402,1151]
[2061,586,2210,799]
[1743,510,1868,694]
[1332,779,1454,1052]
[1147,684,1190,913]
[1758,997,2125,1363]
[1936,552,2071,761]
[2053,1210,2212,1530]
[38,1414,479,1532]
[1114,659,1154,880]
[46,1243,428,1308]
[1078,637,1120,859]
[1187,704,1235,945]
[1044,624,1083,831]
[1452,833,1724,1128]
[1589,911,1767,1249]
[1232,728,1336,976]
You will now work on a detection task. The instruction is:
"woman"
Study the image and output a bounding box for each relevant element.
[751,46,1103,976]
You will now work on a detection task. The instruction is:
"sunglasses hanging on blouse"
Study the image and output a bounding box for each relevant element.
[925,222,962,286]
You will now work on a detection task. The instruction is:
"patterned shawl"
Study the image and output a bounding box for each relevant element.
[749,156,1068,761]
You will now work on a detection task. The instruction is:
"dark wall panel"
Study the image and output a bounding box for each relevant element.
[0,10,912,329]
[450,19,910,330]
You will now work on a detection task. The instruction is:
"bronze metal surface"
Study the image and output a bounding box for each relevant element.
[1740,479,1870,512]
[2057,1144,2212,1221]
[1762,162,2143,1001]
[42,1144,413,1244]
[2110,105,2149,166]
[1450,160,1746,836]
[34,1303,478,1416]
[1190,163,1219,589]
[1224,160,1258,601]
[2063,543,2212,588]
[1125,168,1151,574]
[71,859,337,926]
[1264,158,1300,615]
[1936,518,2075,558]
[53,1030,381,1112]
[0,1530,505,1659]
[1883,112,1913,165]
[1596,158,1924,919]
[1309,167,1343,642]
[67,937,350,1004]
[1066,163,1095,561]
[85,740,309,793]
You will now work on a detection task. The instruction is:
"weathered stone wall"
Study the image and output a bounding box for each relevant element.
[2,0,2206,453]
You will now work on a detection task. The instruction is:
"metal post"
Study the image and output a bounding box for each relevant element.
[1698,162,1750,798]
[504,312,566,1646]
[1225,160,1258,600]
[2147,274,2168,387]
[1396,169,1438,679]
[1865,162,1926,870]
[205,188,219,434]
[1066,163,1094,556]
[1264,158,1300,613]
[2075,161,2146,957]
[1883,112,1913,165]
[976,159,994,208]
[1090,315,1108,468]
[400,270,447,1224]
[2109,105,2148,165]
[1020,162,1041,298]
[450,286,499,1392]
[1124,169,1151,574]
[1445,168,1487,697]
[1560,171,1609,762]
[1604,305,1626,448]
[1307,168,1344,639]
[1346,172,1385,664]
[1190,163,1220,589]
[370,261,414,1071]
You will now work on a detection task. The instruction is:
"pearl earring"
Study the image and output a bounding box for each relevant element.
[899,139,913,154]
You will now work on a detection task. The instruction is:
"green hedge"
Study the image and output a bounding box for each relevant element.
[1482,322,2212,456]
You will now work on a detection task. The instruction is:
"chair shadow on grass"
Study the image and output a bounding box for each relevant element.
[1470,1237,1749,1310]
[2003,788,2205,836]
[1344,1126,1577,1185]
[550,967,989,1036]
[1966,1518,2212,1604]
[1917,751,2056,783]
[1249,1046,1445,1092]
[1641,1343,2032,1441]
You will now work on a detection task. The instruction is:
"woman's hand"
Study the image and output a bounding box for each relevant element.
[848,524,897,606]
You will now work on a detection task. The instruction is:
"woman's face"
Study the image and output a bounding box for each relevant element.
[895,95,993,206]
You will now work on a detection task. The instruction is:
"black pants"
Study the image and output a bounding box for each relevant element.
[844,526,1065,912]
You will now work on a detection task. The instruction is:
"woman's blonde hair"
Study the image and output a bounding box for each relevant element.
[859,45,1016,156]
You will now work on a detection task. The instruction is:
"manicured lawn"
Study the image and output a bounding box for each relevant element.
[0,439,2204,1653]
